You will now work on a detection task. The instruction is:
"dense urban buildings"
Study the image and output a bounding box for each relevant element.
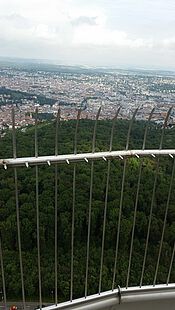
[0,62,175,131]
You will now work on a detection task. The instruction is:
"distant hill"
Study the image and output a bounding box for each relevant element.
[1,57,175,76]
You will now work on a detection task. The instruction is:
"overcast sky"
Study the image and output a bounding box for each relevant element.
[0,0,175,69]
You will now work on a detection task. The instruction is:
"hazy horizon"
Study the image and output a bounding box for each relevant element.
[1,55,175,73]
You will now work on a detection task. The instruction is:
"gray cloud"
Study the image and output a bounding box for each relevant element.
[0,13,32,30]
[0,0,175,69]
[71,16,97,26]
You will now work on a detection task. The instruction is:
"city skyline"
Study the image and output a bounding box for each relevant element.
[0,0,175,69]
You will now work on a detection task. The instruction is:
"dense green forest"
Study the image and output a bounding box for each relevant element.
[0,118,175,302]
[0,87,57,106]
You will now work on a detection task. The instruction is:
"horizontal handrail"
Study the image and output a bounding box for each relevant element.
[0,149,175,168]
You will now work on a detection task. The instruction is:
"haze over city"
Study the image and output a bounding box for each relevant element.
[0,0,175,69]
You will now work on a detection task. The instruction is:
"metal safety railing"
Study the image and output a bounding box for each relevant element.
[0,106,175,310]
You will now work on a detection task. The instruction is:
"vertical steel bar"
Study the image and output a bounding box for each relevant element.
[153,158,175,285]
[112,108,138,291]
[98,161,110,295]
[99,108,120,294]
[166,241,175,285]
[139,159,159,287]
[126,108,155,288]
[12,108,26,310]
[109,108,121,152]
[125,109,138,151]
[35,108,42,309]
[0,235,7,310]
[70,110,81,302]
[12,107,17,158]
[35,107,38,158]
[159,107,173,150]
[140,107,172,287]
[92,107,101,153]
[55,109,60,157]
[142,108,155,150]
[14,169,26,308]
[54,166,58,306]
[85,107,101,298]
[74,110,81,155]
[55,109,60,306]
